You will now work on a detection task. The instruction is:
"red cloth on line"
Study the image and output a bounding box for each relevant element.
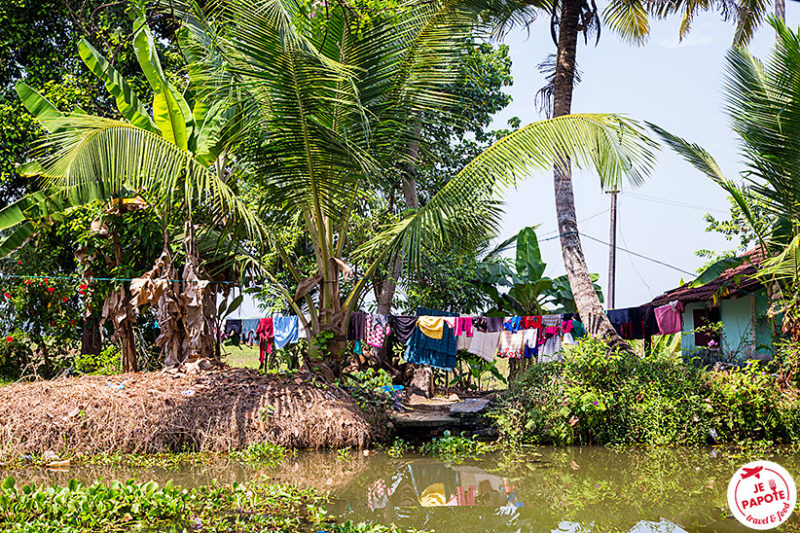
[257,318,274,365]
[521,315,542,330]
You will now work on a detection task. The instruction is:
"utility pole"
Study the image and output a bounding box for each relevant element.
[607,189,618,310]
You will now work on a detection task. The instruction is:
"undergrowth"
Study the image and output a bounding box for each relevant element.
[0,476,423,533]
[489,337,800,446]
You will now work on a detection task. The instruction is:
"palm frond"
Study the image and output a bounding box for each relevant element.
[30,115,263,238]
[603,0,650,45]
[359,113,658,270]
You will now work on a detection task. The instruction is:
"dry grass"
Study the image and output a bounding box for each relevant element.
[0,368,377,458]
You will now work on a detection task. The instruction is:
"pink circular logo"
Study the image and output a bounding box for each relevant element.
[728,460,796,529]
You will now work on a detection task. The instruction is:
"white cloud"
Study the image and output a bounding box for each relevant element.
[658,35,713,50]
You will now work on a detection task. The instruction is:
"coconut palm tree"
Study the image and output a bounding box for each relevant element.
[178,0,657,374]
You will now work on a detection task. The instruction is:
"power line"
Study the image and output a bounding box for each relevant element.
[624,191,728,214]
[581,233,696,276]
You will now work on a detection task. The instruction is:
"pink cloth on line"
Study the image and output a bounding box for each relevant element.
[654,301,684,335]
[454,317,473,337]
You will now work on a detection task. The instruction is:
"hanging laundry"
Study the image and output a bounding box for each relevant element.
[389,315,417,344]
[273,316,299,349]
[473,316,504,333]
[523,327,538,359]
[562,319,577,345]
[256,318,274,365]
[607,308,634,339]
[571,318,587,338]
[442,317,457,330]
[365,313,392,348]
[224,319,242,344]
[418,316,444,340]
[354,340,362,356]
[503,316,522,333]
[242,318,259,345]
[641,305,659,337]
[467,330,500,362]
[655,300,684,335]
[457,334,472,352]
[538,314,562,363]
[496,330,525,358]
[405,308,458,370]
[454,316,474,337]
[347,311,367,341]
[521,315,542,330]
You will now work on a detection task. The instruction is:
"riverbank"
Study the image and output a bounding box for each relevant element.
[490,338,800,446]
[0,367,380,458]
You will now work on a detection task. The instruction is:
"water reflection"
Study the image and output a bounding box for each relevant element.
[328,448,800,533]
[6,447,800,532]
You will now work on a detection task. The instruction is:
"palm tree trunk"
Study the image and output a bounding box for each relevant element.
[776,0,786,23]
[552,0,626,345]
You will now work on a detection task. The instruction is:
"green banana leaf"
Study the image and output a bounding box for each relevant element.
[78,38,160,134]
[132,16,193,149]
[14,82,65,133]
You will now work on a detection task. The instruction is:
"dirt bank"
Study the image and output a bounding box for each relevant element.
[0,368,378,458]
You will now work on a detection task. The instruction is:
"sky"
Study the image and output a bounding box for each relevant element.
[235,6,799,318]
[491,5,800,310]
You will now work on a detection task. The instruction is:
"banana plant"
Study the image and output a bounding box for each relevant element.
[4,12,256,368]
[477,226,603,315]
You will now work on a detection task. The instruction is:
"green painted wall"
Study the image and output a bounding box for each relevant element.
[676,290,772,363]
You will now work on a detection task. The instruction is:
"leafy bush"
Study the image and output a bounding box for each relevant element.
[490,338,796,446]
[73,345,120,375]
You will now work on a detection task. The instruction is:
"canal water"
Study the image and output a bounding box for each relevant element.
[11,446,800,532]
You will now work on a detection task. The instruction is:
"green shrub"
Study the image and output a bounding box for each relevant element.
[490,338,795,446]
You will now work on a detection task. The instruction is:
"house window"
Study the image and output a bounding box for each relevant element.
[693,307,721,348]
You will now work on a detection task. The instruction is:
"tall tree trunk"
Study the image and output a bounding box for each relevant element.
[776,0,786,23]
[552,0,626,346]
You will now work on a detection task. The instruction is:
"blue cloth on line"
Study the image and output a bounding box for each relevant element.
[273,316,299,349]
[241,318,259,344]
[404,307,458,370]
[503,316,522,333]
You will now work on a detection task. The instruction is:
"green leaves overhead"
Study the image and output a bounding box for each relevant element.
[363,113,658,270]
[689,255,747,288]
[77,38,160,134]
[14,82,65,133]
[132,16,194,149]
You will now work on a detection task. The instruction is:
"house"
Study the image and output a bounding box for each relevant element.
[649,248,773,364]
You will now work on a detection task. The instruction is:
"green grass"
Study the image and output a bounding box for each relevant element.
[221,343,261,369]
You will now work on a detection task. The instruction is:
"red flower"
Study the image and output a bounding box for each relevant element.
[61,297,68,302]
[5,336,12,343]
[3,293,9,299]
[69,320,74,325]
[79,283,88,290]
[16,260,21,265]
[78,290,85,296]
[50,321,55,326]
[24,280,31,286]
[47,287,55,293]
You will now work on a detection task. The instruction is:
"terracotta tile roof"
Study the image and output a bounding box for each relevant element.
[650,247,764,306]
